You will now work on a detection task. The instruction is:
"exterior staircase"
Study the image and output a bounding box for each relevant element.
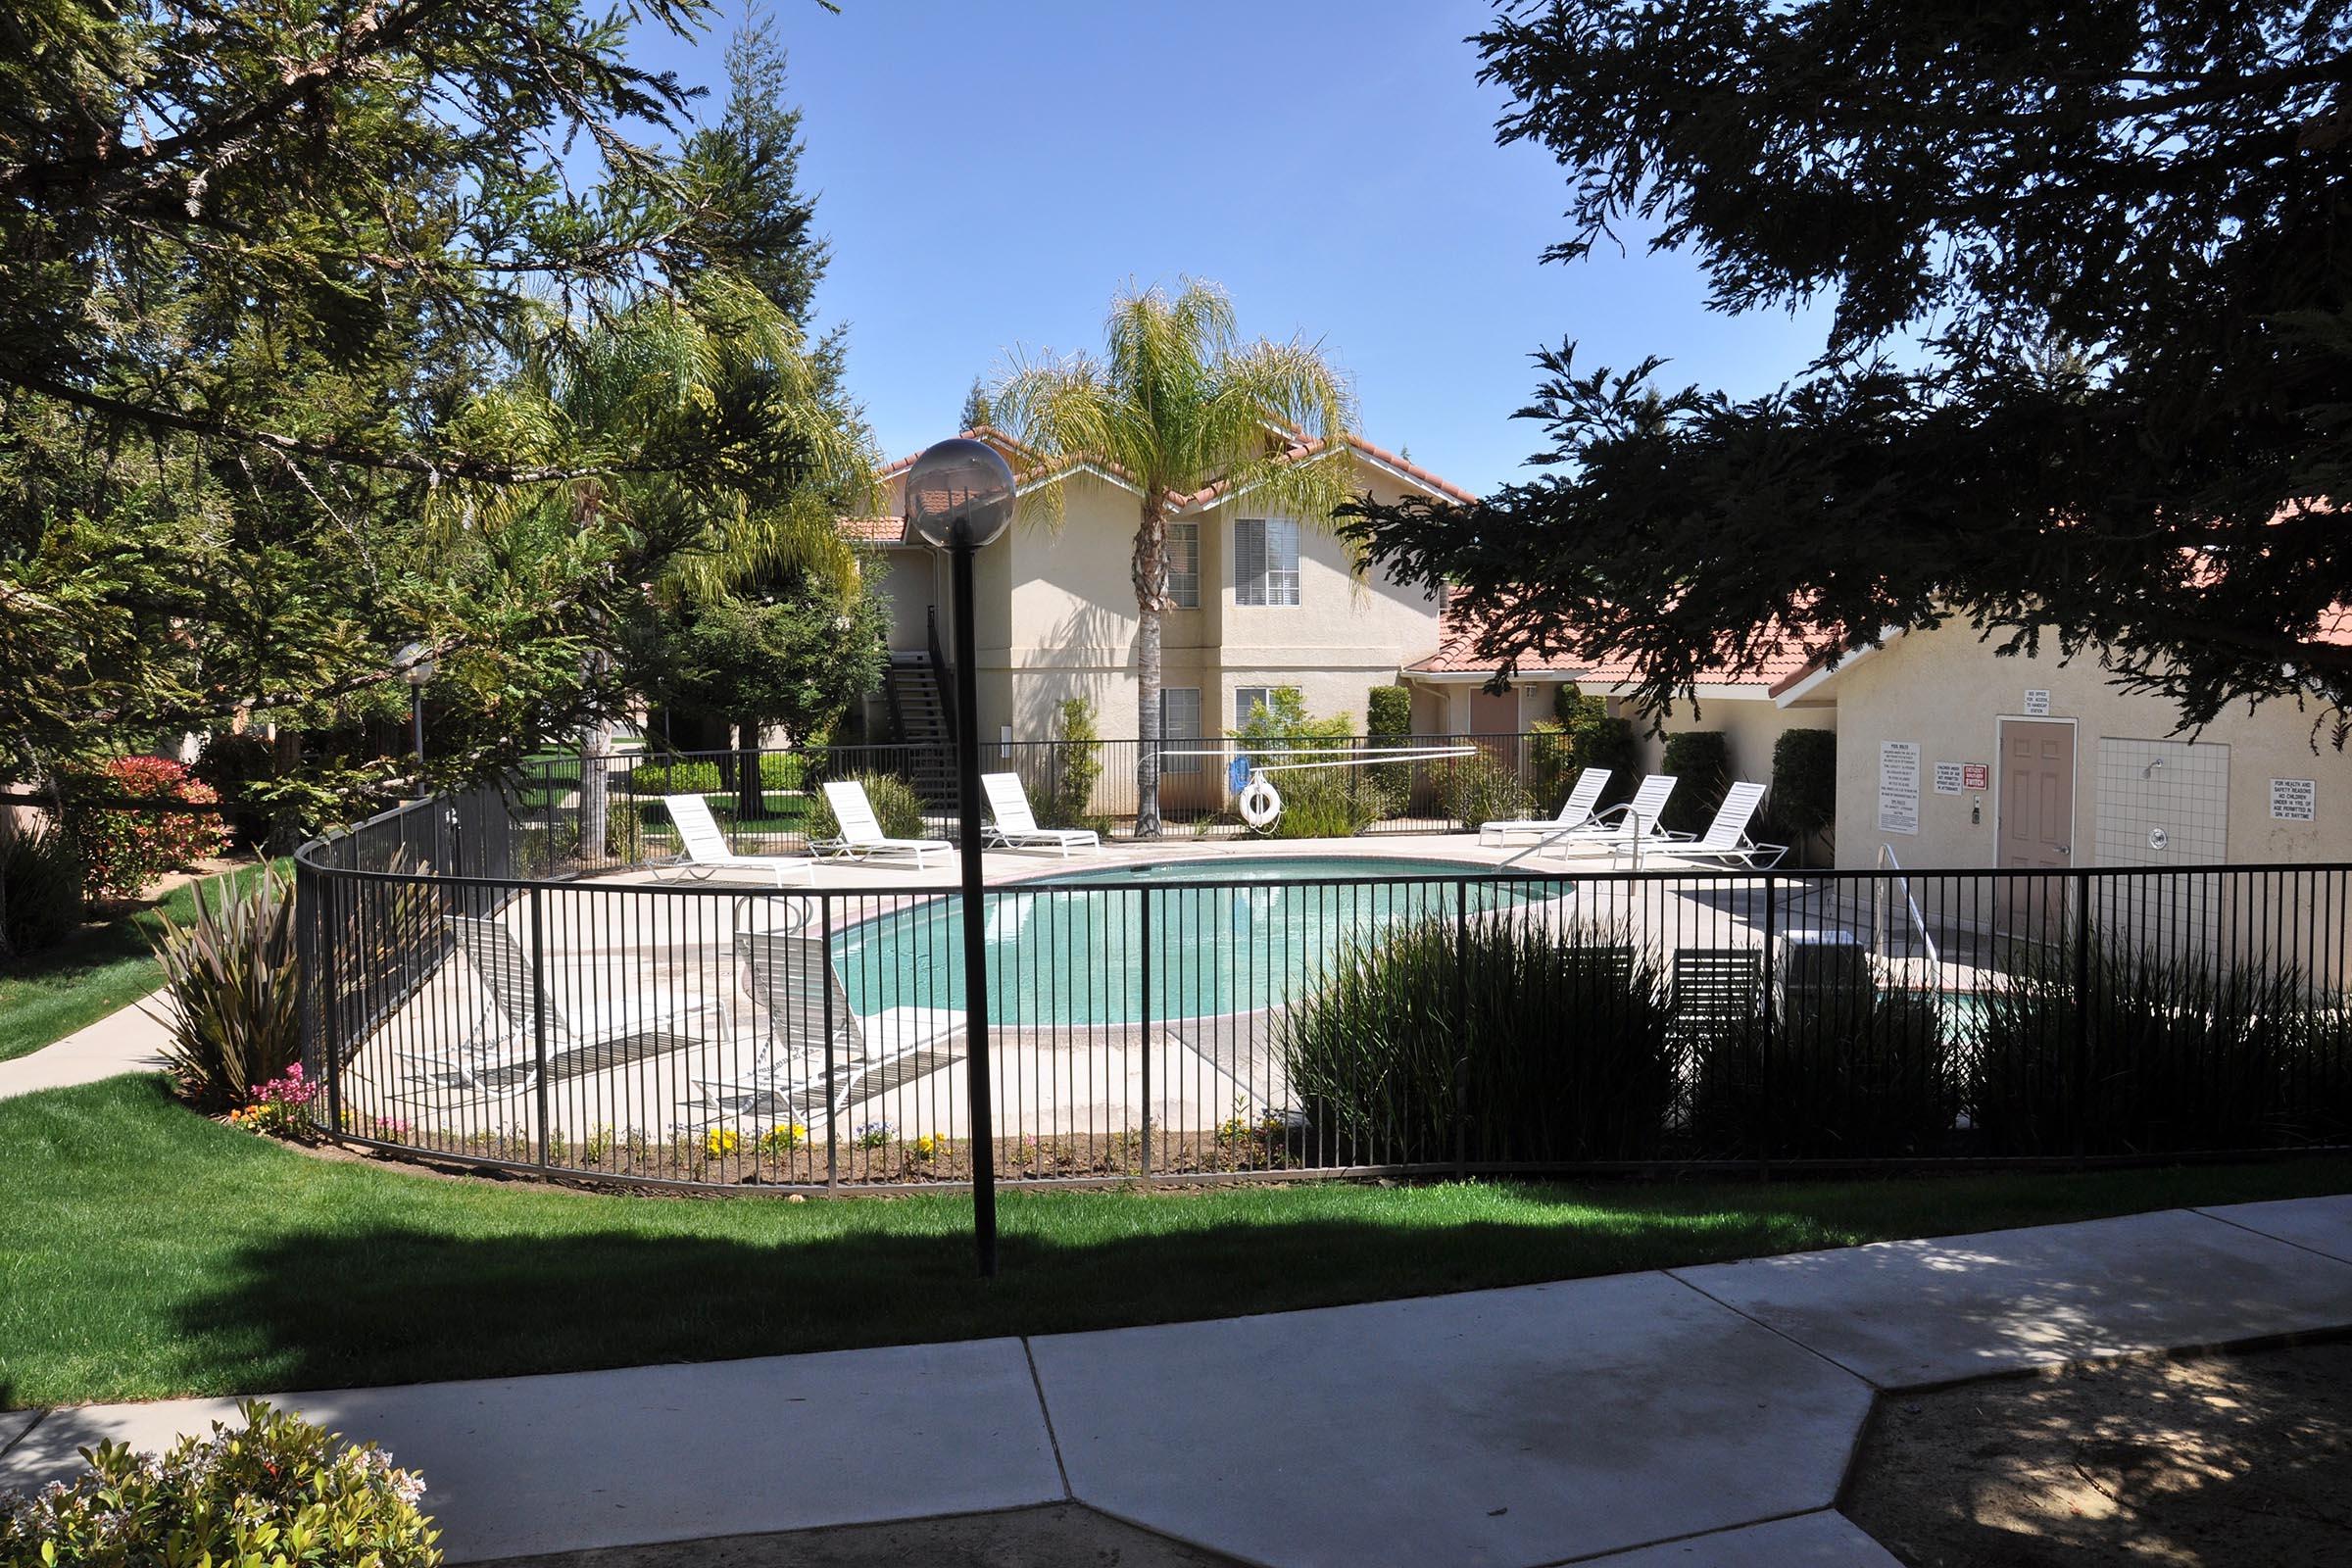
[884,634,958,804]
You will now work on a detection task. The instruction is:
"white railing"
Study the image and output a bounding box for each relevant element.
[1874,841,1941,969]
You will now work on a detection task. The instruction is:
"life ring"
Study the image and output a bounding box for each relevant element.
[1238,773,1283,830]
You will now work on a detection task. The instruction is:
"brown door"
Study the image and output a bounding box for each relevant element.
[1999,720,2075,868]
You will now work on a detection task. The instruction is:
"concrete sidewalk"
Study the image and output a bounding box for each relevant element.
[6,1193,2349,1566]
[0,996,172,1102]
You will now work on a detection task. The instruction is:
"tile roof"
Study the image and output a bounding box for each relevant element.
[848,425,1477,543]
[1405,600,1826,689]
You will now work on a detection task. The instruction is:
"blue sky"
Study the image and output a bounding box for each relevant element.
[630,0,1834,495]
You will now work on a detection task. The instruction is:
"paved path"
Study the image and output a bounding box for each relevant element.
[6,1194,2349,1567]
[0,995,172,1101]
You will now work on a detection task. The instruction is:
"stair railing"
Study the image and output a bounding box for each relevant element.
[926,606,956,744]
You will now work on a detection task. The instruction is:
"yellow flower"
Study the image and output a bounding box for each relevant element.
[703,1128,742,1157]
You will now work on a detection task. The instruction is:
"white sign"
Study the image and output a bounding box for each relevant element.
[2023,689,2052,716]
[1933,761,1965,796]
[1879,741,1921,835]
[2272,778,2317,822]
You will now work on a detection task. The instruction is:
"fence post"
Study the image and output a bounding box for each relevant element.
[1759,870,1777,1179]
[2073,871,2091,1159]
[1139,885,1152,1180]
[1453,878,1469,1180]
[823,893,838,1194]
[530,883,551,1171]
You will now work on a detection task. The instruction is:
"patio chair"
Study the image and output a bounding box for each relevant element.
[810,780,953,869]
[1480,766,1612,847]
[981,771,1101,857]
[657,793,817,887]
[1646,782,1789,871]
[1668,947,1765,1049]
[1528,774,1680,859]
[400,914,715,1094]
[686,929,888,1122]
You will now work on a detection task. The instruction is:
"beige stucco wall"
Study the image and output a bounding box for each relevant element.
[1825,620,2352,871]
[1614,690,1837,800]
[879,460,1446,747]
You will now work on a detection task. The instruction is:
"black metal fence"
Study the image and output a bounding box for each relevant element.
[296,788,2352,1191]
[511,731,1602,879]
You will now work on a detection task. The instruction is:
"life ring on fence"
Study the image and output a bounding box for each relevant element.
[1238,772,1283,830]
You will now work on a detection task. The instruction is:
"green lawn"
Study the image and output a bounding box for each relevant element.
[5,1075,2349,1409]
[0,862,278,1064]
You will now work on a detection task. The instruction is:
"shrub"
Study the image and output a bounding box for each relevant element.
[1365,683,1412,737]
[1,824,84,957]
[1768,728,1838,864]
[192,730,281,850]
[1567,712,1641,808]
[61,756,229,901]
[1966,936,2324,1155]
[1439,751,1533,831]
[760,751,805,792]
[1555,685,1604,726]
[1279,915,1677,1163]
[1527,718,1577,808]
[1658,731,1731,835]
[1040,697,1106,828]
[1266,768,1395,839]
[628,759,722,795]
[0,1399,440,1568]
[151,865,302,1111]
[808,771,927,842]
[1686,985,1958,1158]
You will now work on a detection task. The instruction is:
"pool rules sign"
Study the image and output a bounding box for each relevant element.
[1879,741,1922,835]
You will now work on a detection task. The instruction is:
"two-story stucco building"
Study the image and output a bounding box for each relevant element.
[847,428,1473,771]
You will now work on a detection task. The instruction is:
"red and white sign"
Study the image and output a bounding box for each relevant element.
[1962,762,1989,792]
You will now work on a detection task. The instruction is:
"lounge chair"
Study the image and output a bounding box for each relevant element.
[1669,947,1765,1049]
[1480,766,1612,847]
[1527,774,1679,859]
[658,793,817,887]
[1645,782,1789,871]
[687,929,888,1122]
[811,780,953,868]
[401,915,715,1093]
[981,771,1101,857]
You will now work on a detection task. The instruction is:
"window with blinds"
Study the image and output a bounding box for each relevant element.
[1159,687,1201,772]
[1234,686,1273,730]
[1165,522,1200,609]
[1234,517,1300,607]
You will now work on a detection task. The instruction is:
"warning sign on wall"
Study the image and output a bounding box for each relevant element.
[1962,762,1989,793]
[2272,778,2317,822]
[1879,741,1921,835]
[1933,762,1964,795]
[2023,689,2052,716]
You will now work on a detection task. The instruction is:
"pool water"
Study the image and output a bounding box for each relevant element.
[831,856,1544,1025]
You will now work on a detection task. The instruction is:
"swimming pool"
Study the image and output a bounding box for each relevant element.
[831,855,1549,1025]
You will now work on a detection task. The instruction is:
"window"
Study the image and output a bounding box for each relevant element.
[1234,686,1273,732]
[1159,687,1201,772]
[1164,522,1200,609]
[1234,517,1300,607]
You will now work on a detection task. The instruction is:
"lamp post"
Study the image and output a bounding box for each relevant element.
[905,437,1016,1277]
[395,641,437,783]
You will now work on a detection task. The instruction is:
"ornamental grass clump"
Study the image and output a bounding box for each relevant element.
[1686,985,1958,1159]
[0,1399,440,1567]
[808,771,927,841]
[151,864,302,1111]
[1966,933,2329,1155]
[1277,913,1676,1165]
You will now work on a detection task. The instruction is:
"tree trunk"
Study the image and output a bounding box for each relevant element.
[1133,501,1168,839]
[579,715,612,867]
[736,717,762,821]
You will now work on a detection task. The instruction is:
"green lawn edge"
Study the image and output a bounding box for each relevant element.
[0,862,280,1064]
[5,1075,2348,1409]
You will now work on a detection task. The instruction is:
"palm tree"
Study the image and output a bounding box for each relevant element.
[993,279,1355,836]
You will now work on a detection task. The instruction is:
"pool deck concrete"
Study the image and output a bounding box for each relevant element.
[8,1194,2350,1567]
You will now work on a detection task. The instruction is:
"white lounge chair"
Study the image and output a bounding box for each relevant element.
[1647,781,1789,870]
[402,915,715,1093]
[1480,766,1612,847]
[659,793,816,887]
[981,771,1101,857]
[687,929,880,1123]
[811,780,953,868]
[1530,773,1680,858]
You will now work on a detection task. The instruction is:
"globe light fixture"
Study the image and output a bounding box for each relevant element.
[394,641,437,775]
[905,437,1016,1278]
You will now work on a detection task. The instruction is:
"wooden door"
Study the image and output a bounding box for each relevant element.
[1998,721,2076,868]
